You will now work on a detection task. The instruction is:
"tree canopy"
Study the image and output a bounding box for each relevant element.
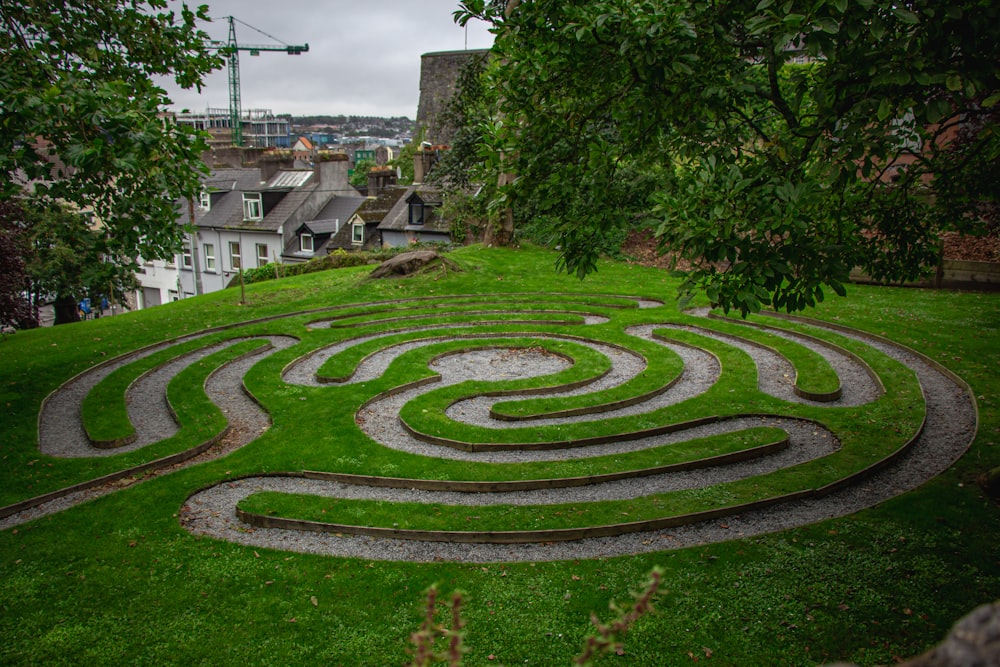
[0,0,222,317]
[457,0,1000,314]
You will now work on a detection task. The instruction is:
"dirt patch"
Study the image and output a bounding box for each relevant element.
[941,231,1000,263]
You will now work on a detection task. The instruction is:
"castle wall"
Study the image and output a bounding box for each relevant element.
[416,49,490,146]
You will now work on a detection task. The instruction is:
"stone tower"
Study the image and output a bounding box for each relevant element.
[415,49,490,146]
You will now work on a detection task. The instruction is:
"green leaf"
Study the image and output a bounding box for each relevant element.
[816,17,840,34]
[876,97,892,121]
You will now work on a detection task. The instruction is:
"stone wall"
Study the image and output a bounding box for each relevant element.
[415,49,490,146]
[850,259,1000,291]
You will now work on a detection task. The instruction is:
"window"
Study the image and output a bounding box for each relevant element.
[256,243,269,267]
[229,241,242,270]
[243,193,262,221]
[204,243,216,271]
[409,202,424,226]
[199,191,211,210]
[181,248,193,269]
[352,223,364,245]
[300,233,314,253]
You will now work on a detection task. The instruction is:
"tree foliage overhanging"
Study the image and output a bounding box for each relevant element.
[457,0,1000,315]
[0,0,222,318]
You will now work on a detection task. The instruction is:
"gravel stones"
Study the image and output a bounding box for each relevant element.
[10,302,977,564]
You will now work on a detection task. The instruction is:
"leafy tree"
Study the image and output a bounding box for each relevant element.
[457,0,1000,314]
[0,1,222,279]
[24,198,137,325]
[429,52,496,243]
[350,158,377,187]
[431,52,493,191]
[391,127,427,185]
[0,200,37,329]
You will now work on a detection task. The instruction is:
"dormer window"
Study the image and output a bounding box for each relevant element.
[243,193,263,221]
[199,190,211,211]
[409,201,424,226]
[352,223,364,245]
[300,233,314,253]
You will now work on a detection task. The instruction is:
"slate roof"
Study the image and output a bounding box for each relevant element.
[377,185,450,234]
[353,187,408,224]
[177,168,260,227]
[301,196,367,235]
[190,169,318,233]
[282,196,368,258]
[327,187,408,251]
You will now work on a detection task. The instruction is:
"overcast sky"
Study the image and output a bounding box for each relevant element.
[157,1,496,119]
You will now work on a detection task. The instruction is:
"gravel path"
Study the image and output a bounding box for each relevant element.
[0,336,297,530]
[180,317,973,562]
[6,305,976,565]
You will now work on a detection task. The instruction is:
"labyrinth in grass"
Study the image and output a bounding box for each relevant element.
[15,291,975,562]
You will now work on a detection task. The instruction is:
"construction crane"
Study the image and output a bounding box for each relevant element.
[208,16,308,147]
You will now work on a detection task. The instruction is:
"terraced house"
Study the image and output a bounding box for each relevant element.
[171,154,354,299]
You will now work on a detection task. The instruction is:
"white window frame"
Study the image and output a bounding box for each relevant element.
[351,223,365,245]
[204,243,216,271]
[300,233,314,253]
[242,193,263,221]
[199,191,211,211]
[229,241,242,270]
[256,243,269,267]
[181,248,193,269]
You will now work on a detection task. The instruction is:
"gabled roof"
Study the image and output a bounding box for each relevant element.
[351,187,408,225]
[185,168,319,232]
[294,196,366,237]
[177,168,260,226]
[408,189,443,206]
[293,136,314,151]
[377,185,450,234]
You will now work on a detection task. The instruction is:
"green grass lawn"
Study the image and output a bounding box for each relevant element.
[0,244,997,666]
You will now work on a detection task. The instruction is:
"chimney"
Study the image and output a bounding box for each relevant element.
[414,145,448,184]
[314,152,349,188]
[367,166,397,195]
[259,151,295,183]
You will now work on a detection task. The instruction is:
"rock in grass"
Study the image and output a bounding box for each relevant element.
[369,250,459,279]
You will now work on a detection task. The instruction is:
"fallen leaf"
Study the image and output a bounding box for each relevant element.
[311,596,318,607]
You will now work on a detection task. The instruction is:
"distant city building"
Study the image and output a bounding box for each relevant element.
[174,108,291,148]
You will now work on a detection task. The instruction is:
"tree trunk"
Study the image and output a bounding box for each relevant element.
[53,294,80,325]
[484,171,517,247]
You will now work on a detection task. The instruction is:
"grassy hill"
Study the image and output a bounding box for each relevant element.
[0,244,997,666]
